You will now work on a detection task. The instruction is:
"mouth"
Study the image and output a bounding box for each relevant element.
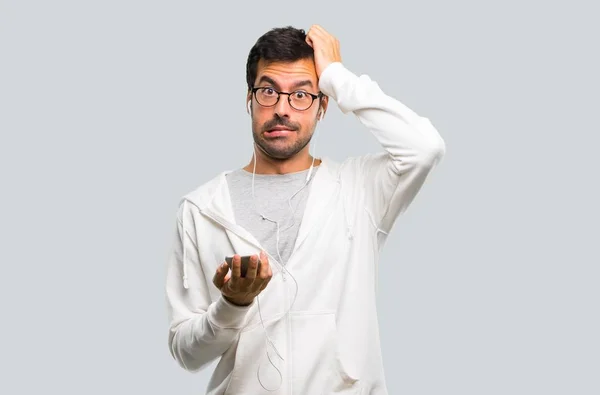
[264,127,295,137]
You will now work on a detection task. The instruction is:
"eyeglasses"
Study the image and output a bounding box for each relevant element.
[251,86,323,111]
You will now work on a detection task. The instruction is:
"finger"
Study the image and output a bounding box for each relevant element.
[307,26,326,40]
[258,251,269,278]
[246,254,259,280]
[305,34,314,47]
[257,251,272,290]
[313,25,333,39]
[306,31,320,46]
[305,27,322,43]
[310,24,325,33]
[227,255,241,291]
[230,254,242,284]
[314,25,333,39]
[258,273,272,291]
[311,27,337,46]
[212,261,229,289]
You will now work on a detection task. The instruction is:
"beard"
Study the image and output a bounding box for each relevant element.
[252,115,316,160]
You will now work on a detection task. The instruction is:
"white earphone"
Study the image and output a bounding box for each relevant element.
[247,102,325,391]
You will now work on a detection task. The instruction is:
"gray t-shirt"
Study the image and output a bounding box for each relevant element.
[225,166,319,265]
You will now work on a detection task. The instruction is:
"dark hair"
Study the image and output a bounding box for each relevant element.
[245,26,314,91]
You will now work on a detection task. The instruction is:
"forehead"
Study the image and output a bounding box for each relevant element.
[255,58,318,89]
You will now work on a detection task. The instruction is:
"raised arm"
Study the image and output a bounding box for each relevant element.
[319,61,446,233]
[306,25,446,234]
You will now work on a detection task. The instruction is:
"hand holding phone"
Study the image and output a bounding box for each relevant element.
[212,251,272,307]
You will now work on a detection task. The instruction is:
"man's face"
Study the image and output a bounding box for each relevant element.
[248,58,326,160]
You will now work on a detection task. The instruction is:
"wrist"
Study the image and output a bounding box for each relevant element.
[223,294,254,307]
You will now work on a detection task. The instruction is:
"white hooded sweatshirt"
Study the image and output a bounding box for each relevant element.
[165,62,446,395]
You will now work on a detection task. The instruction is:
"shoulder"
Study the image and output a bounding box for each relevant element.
[333,153,389,183]
[177,170,230,212]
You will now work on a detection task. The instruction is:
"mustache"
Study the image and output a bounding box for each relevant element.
[263,117,299,131]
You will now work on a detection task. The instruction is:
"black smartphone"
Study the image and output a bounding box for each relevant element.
[225,255,262,277]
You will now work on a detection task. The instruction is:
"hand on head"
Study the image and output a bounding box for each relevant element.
[305,24,342,78]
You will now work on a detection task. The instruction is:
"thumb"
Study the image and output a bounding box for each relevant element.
[305,35,313,48]
[213,262,229,289]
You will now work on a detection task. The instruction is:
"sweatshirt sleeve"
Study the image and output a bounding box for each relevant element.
[165,199,253,372]
[318,62,446,234]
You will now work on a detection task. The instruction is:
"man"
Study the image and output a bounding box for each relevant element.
[165,25,446,395]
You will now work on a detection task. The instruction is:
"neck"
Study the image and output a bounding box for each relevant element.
[244,146,321,175]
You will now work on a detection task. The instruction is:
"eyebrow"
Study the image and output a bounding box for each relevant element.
[257,75,314,90]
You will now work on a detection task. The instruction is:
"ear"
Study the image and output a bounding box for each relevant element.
[246,91,252,114]
[318,95,329,120]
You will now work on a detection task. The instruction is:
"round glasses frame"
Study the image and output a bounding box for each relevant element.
[251,87,324,111]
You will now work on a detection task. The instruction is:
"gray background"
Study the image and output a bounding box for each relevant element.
[1,0,598,394]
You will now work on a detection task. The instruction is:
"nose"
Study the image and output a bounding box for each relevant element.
[273,94,293,117]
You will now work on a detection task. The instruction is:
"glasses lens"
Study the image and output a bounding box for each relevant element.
[290,91,313,110]
[255,88,278,106]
